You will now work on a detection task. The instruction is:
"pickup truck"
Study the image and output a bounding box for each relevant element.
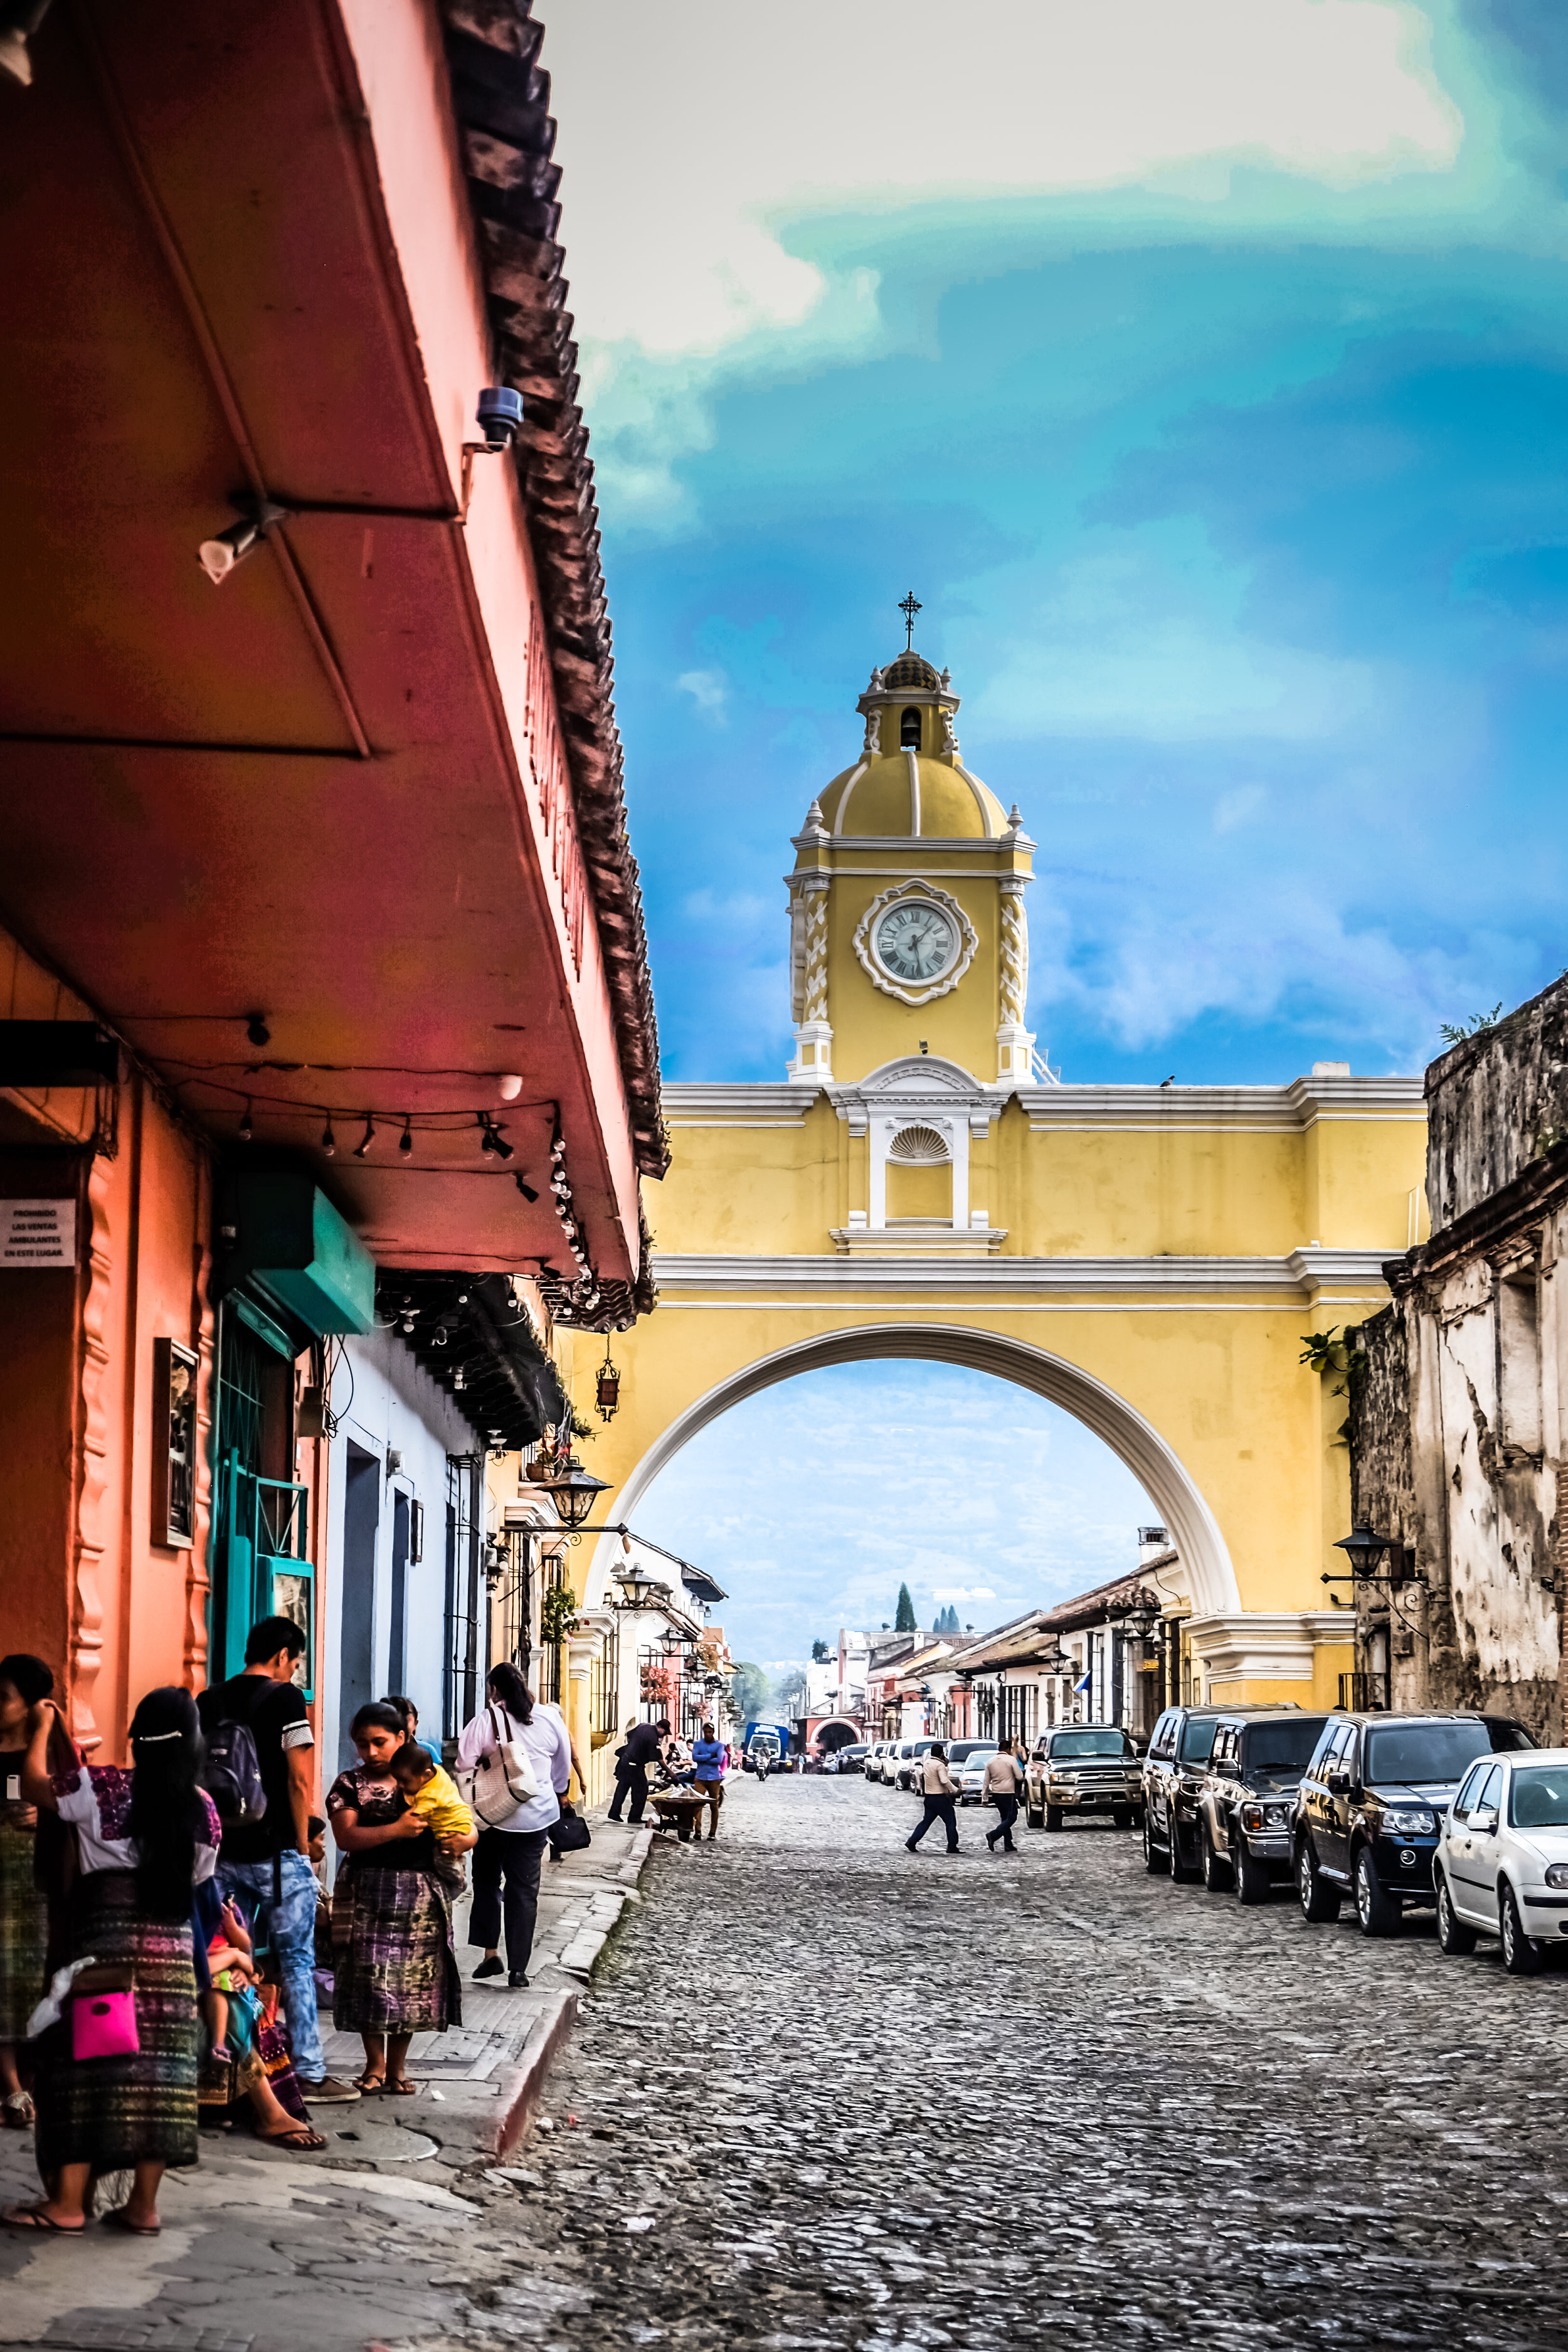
[1025,1726,1143,1831]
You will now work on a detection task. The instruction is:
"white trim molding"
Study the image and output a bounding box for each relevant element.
[649,1249,1399,1298]
[1188,1609,1352,1684]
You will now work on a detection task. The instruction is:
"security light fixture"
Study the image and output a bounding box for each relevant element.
[475,386,524,448]
[198,499,290,586]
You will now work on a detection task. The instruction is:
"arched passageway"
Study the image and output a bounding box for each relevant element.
[588,1322,1240,1619]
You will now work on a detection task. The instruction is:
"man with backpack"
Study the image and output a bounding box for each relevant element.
[197,1616,360,2104]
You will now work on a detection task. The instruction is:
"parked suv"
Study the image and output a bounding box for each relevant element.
[1195,1711,1330,1900]
[1025,1726,1143,1831]
[1295,1710,1535,1936]
[1143,1705,1295,1880]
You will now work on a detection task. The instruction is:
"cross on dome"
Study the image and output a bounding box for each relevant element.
[898,589,922,647]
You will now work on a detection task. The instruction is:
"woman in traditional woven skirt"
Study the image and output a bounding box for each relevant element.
[5,1686,220,2235]
[0,1655,55,2132]
[327,1702,473,2097]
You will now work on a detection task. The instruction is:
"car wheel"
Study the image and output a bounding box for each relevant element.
[1500,1880,1543,1976]
[1435,1870,1477,1957]
[1200,1826,1233,1894]
[1167,1816,1196,1883]
[1025,1805,1044,1829]
[1112,1807,1132,1831]
[1142,1814,1163,1875]
[1045,1806,1062,1832]
[1233,1834,1271,1907]
[1296,1836,1341,1922]
[1353,1845,1401,1938]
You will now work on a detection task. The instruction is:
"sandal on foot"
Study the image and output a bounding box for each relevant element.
[353,2071,385,2094]
[1,2090,34,2129]
[100,2206,160,2236]
[4,2203,84,2234]
[258,2124,326,2152]
[383,2077,418,2095]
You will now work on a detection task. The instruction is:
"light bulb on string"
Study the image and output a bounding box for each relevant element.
[321,1116,337,1158]
[238,1099,253,1143]
[399,1118,413,1157]
[353,1116,376,1158]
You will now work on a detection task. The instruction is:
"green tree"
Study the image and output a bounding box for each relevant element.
[729,1661,771,1722]
[811,1638,831,1662]
[895,1582,917,1632]
[774,1666,808,1716]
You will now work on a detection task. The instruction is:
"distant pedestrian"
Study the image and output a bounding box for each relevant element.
[983,1743,1025,1852]
[906,1742,960,1855]
[608,1718,667,1825]
[691,1720,728,1840]
[381,1693,440,1765]
[456,1665,571,1989]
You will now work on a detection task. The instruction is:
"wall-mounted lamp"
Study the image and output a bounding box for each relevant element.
[460,388,524,515]
[198,499,291,586]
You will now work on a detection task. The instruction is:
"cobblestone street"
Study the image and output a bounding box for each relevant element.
[476,1772,1568,2352]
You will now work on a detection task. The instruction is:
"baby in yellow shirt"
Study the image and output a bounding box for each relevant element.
[391,1744,474,1892]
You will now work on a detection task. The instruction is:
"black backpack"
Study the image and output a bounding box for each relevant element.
[202,1701,270,1825]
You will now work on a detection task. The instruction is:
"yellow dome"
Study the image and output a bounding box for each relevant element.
[809,650,1009,839]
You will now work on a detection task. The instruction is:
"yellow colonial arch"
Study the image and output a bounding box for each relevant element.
[556,640,1429,1722]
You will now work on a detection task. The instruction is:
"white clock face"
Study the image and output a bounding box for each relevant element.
[874,901,958,984]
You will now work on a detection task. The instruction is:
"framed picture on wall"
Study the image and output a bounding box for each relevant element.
[151,1338,199,1549]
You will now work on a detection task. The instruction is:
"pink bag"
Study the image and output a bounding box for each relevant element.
[72,1988,139,2061]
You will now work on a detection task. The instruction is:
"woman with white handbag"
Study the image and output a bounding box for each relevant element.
[455,1665,573,1988]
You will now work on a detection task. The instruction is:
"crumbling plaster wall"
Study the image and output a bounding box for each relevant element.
[1428,980,1568,1227]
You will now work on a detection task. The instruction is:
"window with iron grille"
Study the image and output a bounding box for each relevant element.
[442,1454,484,1740]
[591,1615,620,1741]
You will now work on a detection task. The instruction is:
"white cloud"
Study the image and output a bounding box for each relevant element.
[1213,785,1268,833]
[677,668,728,719]
[546,2,1461,362]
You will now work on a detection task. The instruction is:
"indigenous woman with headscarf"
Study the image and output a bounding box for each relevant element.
[3,1686,220,2236]
[0,1655,56,2131]
[327,1700,474,2097]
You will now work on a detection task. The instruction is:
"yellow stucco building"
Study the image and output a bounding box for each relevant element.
[573,645,1428,1715]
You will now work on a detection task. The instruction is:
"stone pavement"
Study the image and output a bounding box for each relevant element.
[460,1771,1568,2352]
[0,1814,650,2352]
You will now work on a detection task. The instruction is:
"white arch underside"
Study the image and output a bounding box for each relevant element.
[590,1322,1241,1618]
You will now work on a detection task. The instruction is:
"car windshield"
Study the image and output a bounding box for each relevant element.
[1050,1732,1132,1759]
[1364,1722,1495,1784]
[950,1743,994,1763]
[1243,1718,1328,1789]
[1510,1767,1568,1828]
[1178,1719,1219,1763]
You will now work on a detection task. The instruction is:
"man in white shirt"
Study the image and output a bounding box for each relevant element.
[906,1744,961,1854]
[983,1744,1024,1852]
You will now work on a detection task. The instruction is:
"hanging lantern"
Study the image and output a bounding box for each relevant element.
[596,1343,621,1421]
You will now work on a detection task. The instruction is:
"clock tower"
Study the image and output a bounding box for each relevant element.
[786,644,1037,1091]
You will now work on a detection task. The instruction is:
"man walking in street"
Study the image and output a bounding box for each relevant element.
[983,1739,1025,1852]
[691,1719,728,1840]
[608,1717,667,1825]
[906,1741,960,1854]
[197,1616,361,2104]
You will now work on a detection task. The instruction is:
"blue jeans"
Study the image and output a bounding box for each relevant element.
[218,1851,325,2083]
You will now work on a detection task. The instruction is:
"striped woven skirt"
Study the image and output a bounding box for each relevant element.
[0,1816,48,2043]
[330,1860,457,2035]
[34,1870,199,2174]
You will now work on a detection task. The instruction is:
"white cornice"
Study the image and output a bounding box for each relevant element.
[649,1250,1398,1298]
[660,1076,1424,1131]
[1187,1609,1352,1680]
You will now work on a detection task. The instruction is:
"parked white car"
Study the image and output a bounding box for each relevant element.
[1434,1747,1568,1973]
[955,1748,997,1806]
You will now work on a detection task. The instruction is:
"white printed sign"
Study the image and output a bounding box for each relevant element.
[0,1200,77,1267]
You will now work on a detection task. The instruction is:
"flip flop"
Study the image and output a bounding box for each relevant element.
[3,2204,85,2234]
[257,2125,326,2153]
[353,2072,385,2094]
[383,2077,418,2095]
[1,2090,35,2129]
[100,2206,161,2236]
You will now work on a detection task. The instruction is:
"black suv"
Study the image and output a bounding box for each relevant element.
[1142,1703,1298,1882]
[1195,1710,1330,1900]
[1295,1710,1536,1936]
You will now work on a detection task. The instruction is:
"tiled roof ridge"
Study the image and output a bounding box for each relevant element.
[439,0,669,1191]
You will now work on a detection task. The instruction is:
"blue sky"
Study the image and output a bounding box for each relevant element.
[548,1,1568,1660]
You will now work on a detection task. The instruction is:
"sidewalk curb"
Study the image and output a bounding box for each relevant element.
[494,1988,579,2157]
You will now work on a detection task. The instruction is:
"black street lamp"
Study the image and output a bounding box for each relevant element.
[1322,1523,1421,1591]
[536,1459,612,1530]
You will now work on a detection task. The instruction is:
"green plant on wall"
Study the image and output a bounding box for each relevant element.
[1299,1326,1368,1448]
[539,1582,578,1648]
